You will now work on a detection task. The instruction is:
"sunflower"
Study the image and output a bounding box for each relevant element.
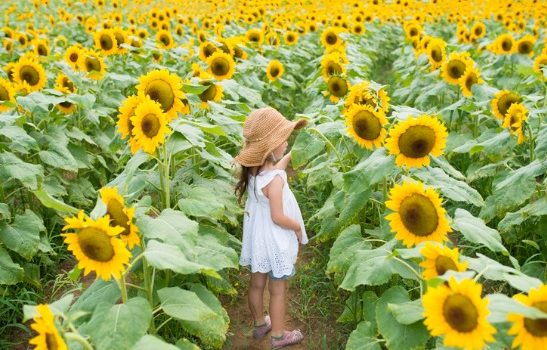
[54,73,76,94]
[156,29,174,49]
[321,53,346,81]
[516,35,535,56]
[78,50,106,80]
[326,76,349,103]
[351,23,365,35]
[385,181,451,247]
[111,27,128,53]
[198,80,223,109]
[29,304,67,350]
[94,29,117,55]
[64,45,82,70]
[422,277,496,350]
[419,243,468,280]
[491,90,522,120]
[207,51,236,80]
[12,56,47,92]
[344,81,390,113]
[266,59,284,81]
[0,78,16,112]
[136,69,187,120]
[245,28,263,45]
[117,95,140,140]
[385,115,448,168]
[441,52,473,85]
[284,31,299,45]
[427,38,446,70]
[344,104,387,149]
[496,33,515,54]
[99,187,140,249]
[33,39,50,57]
[507,284,547,350]
[470,22,486,40]
[198,41,218,62]
[130,98,170,154]
[321,27,341,48]
[502,103,528,144]
[404,21,422,39]
[62,211,131,281]
[57,101,76,114]
[534,53,547,77]
[458,65,482,98]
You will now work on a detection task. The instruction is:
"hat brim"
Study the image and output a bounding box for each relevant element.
[234,117,308,167]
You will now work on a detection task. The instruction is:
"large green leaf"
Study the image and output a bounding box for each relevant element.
[158,286,217,322]
[414,167,484,207]
[291,129,327,169]
[0,125,37,154]
[32,185,79,214]
[343,148,397,193]
[0,152,44,189]
[178,186,225,220]
[345,321,381,350]
[376,286,429,350]
[144,240,210,275]
[452,209,507,253]
[80,297,152,350]
[0,209,44,260]
[327,224,371,283]
[133,335,181,350]
[388,299,424,325]
[70,279,120,314]
[0,246,24,285]
[487,293,547,323]
[137,209,199,250]
[498,197,547,232]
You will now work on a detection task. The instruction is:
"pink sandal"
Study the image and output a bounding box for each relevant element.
[271,329,304,349]
[252,315,272,339]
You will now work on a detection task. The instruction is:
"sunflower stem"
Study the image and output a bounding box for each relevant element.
[64,332,93,350]
[391,256,424,296]
[117,275,128,303]
[156,317,173,332]
[526,123,535,161]
[143,258,157,334]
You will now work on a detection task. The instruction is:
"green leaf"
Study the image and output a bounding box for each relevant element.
[133,335,180,350]
[158,286,217,322]
[414,167,484,207]
[343,148,397,193]
[144,240,209,275]
[0,203,10,221]
[498,197,547,232]
[376,286,429,350]
[0,209,44,260]
[178,186,225,220]
[32,185,79,214]
[534,126,547,159]
[487,293,547,323]
[23,293,74,321]
[182,83,210,94]
[81,297,151,350]
[291,129,326,169]
[0,246,24,285]
[137,209,199,248]
[388,299,424,325]
[327,224,371,281]
[452,209,507,253]
[175,339,200,350]
[0,125,38,154]
[70,279,120,314]
[346,321,381,350]
[0,152,43,190]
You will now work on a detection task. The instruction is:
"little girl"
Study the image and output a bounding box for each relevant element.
[234,107,308,349]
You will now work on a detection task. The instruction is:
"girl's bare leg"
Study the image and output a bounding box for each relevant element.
[248,272,268,325]
[268,278,287,337]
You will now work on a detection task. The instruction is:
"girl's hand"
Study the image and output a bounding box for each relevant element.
[295,228,303,244]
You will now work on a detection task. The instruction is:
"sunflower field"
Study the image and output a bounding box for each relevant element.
[0,0,546,349]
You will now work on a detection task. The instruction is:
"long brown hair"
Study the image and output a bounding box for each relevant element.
[234,165,253,206]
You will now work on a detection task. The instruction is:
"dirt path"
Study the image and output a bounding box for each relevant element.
[222,253,310,349]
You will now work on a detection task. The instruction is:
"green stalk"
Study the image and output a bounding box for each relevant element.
[64,333,93,350]
[117,275,128,303]
[527,123,535,161]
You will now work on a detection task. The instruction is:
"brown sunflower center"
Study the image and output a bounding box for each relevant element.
[443,293,479,332]
[160,34,170,46]
[107,199,130,235]
[146,79,175,112]
[63,78,75,92]
[474,26,483,36]
[523,301,547,337]
[203,44,216,58]
[327,62,342,76]
[352,110,382,140]
[78,227,115,262]
[498,93,521,116]
[447,60,466,79]
[59,101,73,108]
[199,84,217,102]
[269,66,280,78]
[435,255,458,275]
[211,57,230,76]
[430,46,443,62]
[328,76,348,97]
[518,41,533,54]
[37,44,48,56]
[287,34,295,42]
[141,113,161,138]
[326,32,337,45]
[45,332,59,350]
[409,28,418,36]
[85,56,101,72]
[501,39,513,52]
[249,33,260,42]
[399,193,439,236]
[398,125,436,158]
[100,35,114,50]
[69,52,79,62]
[0,85,9,101]
[465,73,478,91]
[19,65,40,85]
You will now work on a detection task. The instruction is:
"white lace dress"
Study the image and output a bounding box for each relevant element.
[239,169,308,278]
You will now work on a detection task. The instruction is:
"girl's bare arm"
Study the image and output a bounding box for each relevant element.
[264,175,301,231]
[274,151,291,170]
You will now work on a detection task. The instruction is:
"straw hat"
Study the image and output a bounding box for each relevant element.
[234,107,307,167]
